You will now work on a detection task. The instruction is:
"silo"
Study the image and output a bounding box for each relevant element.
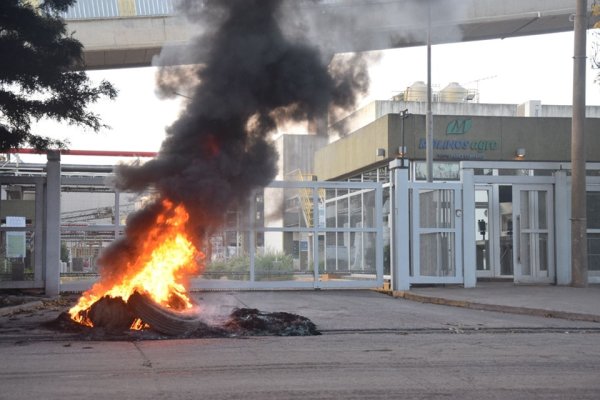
[404,81,428,102]
[439,82,468,103]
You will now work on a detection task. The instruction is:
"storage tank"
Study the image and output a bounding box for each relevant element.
[404,81,428,102]
[439,82,468,103]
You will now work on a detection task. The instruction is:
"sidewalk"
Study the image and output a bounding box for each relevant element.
[2,283,600,324]
[394,282,600,323]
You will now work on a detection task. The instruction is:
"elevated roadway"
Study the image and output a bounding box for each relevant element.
[64,0,599,69]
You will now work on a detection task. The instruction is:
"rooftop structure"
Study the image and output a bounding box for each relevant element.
[58,0,598,69]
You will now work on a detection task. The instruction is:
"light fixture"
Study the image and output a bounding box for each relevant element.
[515,147,526,159]
[376,148,386,157]
[398,146,407,158]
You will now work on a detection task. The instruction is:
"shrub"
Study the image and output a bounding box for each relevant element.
[204,251,294,281]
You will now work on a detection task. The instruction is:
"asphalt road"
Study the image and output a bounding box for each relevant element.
[1,290,599,399]
[1,332,599,400]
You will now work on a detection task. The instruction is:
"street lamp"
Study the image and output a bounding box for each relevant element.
[399,109,409,167]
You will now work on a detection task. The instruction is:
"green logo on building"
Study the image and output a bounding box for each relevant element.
[446,118,472,135]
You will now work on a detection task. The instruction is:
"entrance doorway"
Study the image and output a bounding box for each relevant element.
[475,185,513,279]
[512,184,554,283]
[475,186,492,276]
[475,184,554,283]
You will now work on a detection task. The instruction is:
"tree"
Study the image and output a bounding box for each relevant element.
[0,0,117,151]
[592,2,600,83]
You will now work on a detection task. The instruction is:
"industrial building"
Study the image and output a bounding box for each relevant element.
[1,82,600,293]
[314,82,600,288]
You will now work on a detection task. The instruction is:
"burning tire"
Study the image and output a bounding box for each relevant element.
[88,296,135,333]
[127,291,204,336]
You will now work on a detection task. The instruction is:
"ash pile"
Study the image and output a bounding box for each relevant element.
[48,292,320,340]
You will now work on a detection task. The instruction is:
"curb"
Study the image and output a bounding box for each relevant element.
[392,291,600,324]
[0,301,44,317]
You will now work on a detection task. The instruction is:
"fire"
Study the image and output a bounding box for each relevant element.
[69,199,203,328]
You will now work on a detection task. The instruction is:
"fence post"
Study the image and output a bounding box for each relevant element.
[461,168,476,288]
[555,170,571,285]
[390,159,410,291]
[45,151,61,296]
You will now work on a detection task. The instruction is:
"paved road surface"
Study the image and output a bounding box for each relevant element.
[1,291,599,399]
[1,332,599,399]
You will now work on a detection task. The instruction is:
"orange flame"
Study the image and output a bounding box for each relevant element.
[130,318,149,331]
[68,199,204,328]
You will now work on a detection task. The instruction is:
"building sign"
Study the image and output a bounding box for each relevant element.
[5,216,26,259]
[418,118,499,160]
[418,138,497,152]
[300,241,308,251]
[446,118,472,135]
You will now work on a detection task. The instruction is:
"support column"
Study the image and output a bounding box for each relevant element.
[461,168,476,288]
[571,0,588,287]
[45,151,61,296]
[390,159,410,291]
[555,170,571,285]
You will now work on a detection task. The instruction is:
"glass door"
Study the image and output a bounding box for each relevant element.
[475,187,492,277]
[512,185,554,283]
[587,189,600,282]
[475,185,511,279]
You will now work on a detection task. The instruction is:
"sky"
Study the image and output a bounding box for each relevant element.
[23,30,600,164]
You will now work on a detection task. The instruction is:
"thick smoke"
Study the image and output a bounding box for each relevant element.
[97,0,370,275]
[154,65,200,100]
[280,0,469,54]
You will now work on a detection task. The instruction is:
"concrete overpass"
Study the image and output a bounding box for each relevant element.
[64,0,599,69]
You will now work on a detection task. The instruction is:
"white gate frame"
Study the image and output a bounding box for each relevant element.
[0,153,61,295]
[192,180,384,290]
[390,159,471,291]
[0,176,46,291]
[409,181,463,285]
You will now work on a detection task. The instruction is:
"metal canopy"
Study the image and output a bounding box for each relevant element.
[64,0,597,69]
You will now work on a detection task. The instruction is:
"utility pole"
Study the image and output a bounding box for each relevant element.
[426,2,433,182]
[571,0,588,287]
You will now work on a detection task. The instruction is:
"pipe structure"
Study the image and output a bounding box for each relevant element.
[571,0,588,287]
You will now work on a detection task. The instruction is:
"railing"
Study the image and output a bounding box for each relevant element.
[194,180,384,290]
[285,169,325,228]
[61,0,175,20]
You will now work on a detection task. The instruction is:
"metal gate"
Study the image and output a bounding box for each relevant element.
[389,161,465,290]
[0,160,384,293]
[410,182,463,284]
[192,180,384,290]
[0,176,49,291]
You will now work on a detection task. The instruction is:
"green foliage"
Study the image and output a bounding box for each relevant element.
[0,0,117,151]
[254,251,294,280]
[204,251,294,281]
[60,242,69,263]
[383,244,390,275]
[205,254,250,280]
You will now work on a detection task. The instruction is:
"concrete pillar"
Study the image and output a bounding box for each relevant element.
[461,168,476,288]
[571,0,589,287]
[390,159,410,291]
[555,170,572,285]
[44,151,61,296]
[249,194,256,283]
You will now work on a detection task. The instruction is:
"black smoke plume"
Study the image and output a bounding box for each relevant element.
[98,0,370,275]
